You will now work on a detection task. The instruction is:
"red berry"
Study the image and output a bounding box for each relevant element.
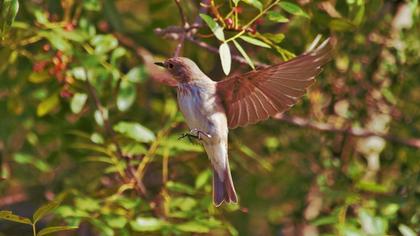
[234,6,243,14]
[32,61,48,72]
[64,23,75,31]
[225,18,233,27]
[60,87,73,98]
[42,44,51,52]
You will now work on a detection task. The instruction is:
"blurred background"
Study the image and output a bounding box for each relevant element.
[0,0,419,235]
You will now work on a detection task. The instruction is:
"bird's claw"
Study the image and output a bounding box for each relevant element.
[178,129,211,142]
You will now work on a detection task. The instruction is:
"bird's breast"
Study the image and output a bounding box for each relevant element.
[177,83,209,130]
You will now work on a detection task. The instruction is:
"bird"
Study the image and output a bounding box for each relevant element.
[154,38,332,207]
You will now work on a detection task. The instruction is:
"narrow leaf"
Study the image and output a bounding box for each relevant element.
[278,2,309,18]
[242,0,263,11]
[239,35,271,48]
[0,0,19,37]
[33,198,62,224]
[199,14,225,41]
[219,43,231,75]
[38,226,78,236]
[267,11,289,23]
[233,40,255,70]
[0,211,32,225]
[37,93,59,117]
[399,224,417,236]
[130,217,165,232]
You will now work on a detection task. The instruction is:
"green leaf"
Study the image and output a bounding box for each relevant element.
[104,215,127,229]
[37,226,78,236]
[113,121,156,143]
[329,18,355,32]
[14,153,51,172]
[130,217,165,232]
[70,93,88,114]
[267,11,289,23]
[33,198,62,224]
[91,34,118,54]
[29,72,51,83]
[0,0,19,37]
[278,1,309,18]
[239,35,271,48]
[125,66,147,83]
[195,169,211,189]
[263,33,285,43]
[37,93,59,117]
[219,43,231,75]
[399,224,417,236]
[177,221,210,233]
[39,31,72,54]
[75,197,101,212]
[0,211,32,225]
[117,80,136,112]
[233,40,255,70]
[167,181,195,194]
[199,14,225,41]
[242,0,263,11]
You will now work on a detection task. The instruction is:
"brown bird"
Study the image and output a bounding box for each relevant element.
[155,39,332,207]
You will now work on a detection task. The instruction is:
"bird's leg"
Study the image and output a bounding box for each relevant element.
[190,128,212,142]
[178,132,199,141]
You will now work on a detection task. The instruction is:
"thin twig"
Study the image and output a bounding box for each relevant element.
[173,0,187,57]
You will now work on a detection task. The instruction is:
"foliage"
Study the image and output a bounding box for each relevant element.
[0,0,419,235]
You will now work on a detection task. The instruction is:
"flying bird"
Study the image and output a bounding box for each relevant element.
[155,39,332,207]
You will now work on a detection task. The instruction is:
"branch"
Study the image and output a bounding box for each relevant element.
[274,114,420,149]
[173,0,187,57]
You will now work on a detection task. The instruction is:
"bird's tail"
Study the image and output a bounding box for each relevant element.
[213,160,238,207]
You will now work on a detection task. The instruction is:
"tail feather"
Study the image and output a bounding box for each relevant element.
[213,161,238,207]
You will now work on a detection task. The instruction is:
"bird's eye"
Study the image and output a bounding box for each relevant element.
[168,63,174,69]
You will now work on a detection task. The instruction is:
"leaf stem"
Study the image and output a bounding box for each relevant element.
[32,223,37,236]
[225,0,280,43]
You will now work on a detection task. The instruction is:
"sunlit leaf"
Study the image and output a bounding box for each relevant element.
[113,121,156,143]
[0,0,19,37]
[199,14,225,41]
[278,1,309,18]
[90,34,118,54]
[117,80,136,111]
[104,215,127,229]
[125,66,147,83]
[329,18,355,32]
[33,198,62,224]
[219,42,231,75]
[267,11,289,23]
[263,33,285,43]
[195,169,211,189]
[14,153,51,172]
[239,35,271,48]
[167,181,196,194]
[233,40,255,70]
[242,0,263,11]
[37,226,78,236]
[37,93,59,117]
[399,224,417,236]
[70,93,88,114]
[177,221,210,233]
[29,72,51,83]
[130,217,165,232]
[0,211,32,225]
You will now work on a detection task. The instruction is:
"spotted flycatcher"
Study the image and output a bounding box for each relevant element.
[155,39,332,207]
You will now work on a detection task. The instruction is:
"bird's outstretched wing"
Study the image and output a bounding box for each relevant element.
[216,38,333,129]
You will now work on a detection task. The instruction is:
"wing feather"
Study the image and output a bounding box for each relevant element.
[217,38,333,128]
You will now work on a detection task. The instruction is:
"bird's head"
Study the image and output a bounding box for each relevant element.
[155,57,202,83]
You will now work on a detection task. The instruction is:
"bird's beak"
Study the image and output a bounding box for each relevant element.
[154,62,165,68]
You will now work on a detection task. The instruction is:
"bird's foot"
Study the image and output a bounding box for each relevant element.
[190,128,212,141]
[178,129,211,142]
